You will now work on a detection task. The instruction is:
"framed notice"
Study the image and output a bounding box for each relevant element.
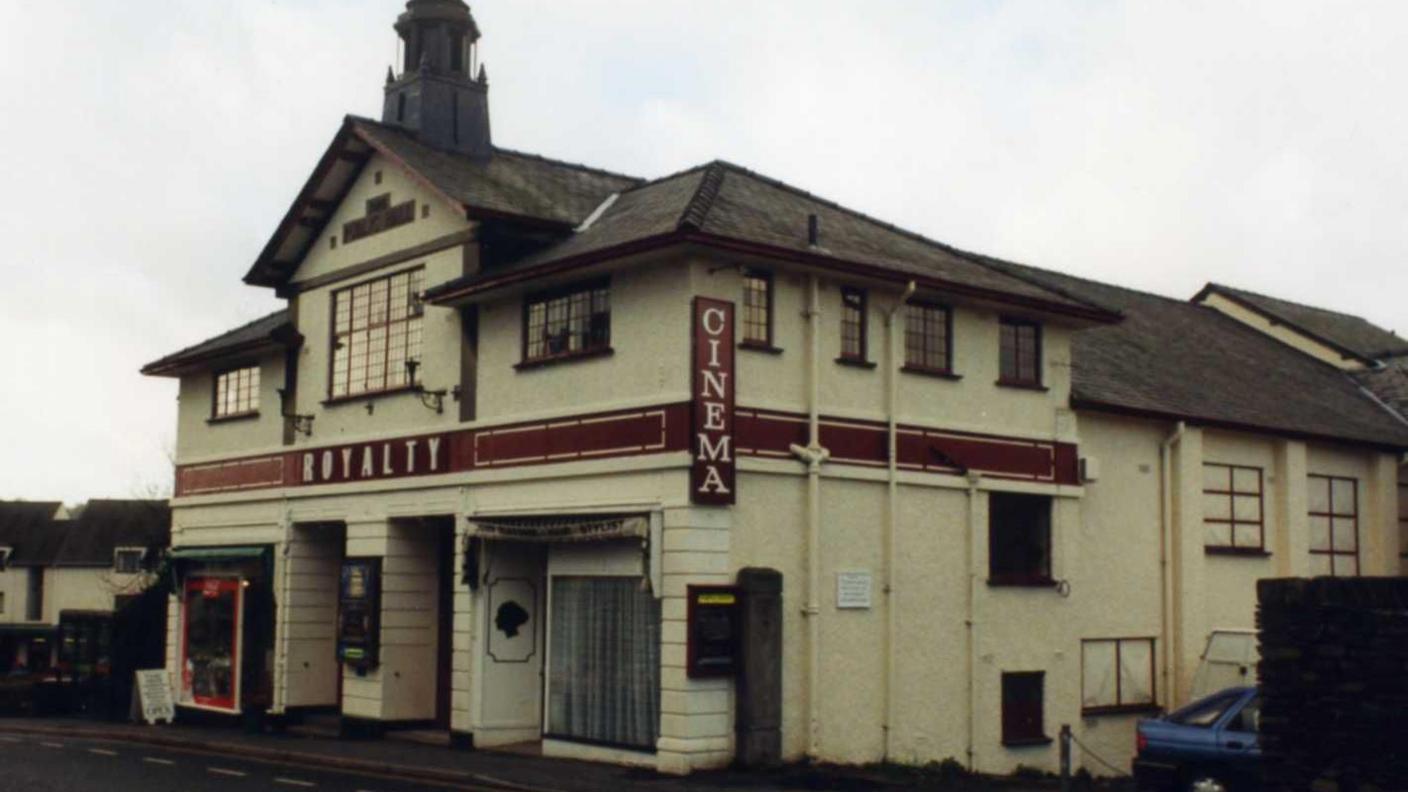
[836,571,873,610]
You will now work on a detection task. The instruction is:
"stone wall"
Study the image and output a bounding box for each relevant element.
[1257,577,1408,790]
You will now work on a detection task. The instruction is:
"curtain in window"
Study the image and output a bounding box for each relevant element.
[548,578,660,750]
[1082,642,1117,709]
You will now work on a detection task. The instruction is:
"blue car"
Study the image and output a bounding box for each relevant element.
[1132,686,1261,792]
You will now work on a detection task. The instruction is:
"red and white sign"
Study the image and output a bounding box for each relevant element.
[298,434,449,486]
[692,297,736,504]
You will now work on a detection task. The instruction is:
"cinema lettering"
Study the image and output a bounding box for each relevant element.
[692,297,736,505]
[299,435,448,485]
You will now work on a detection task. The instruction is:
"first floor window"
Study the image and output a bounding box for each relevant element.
[114,549,145,575]
[840,287,867,361]
[1202,463,1264,552]
[1082,638,1156,714]
[523,281,611,363]
[1308,474,1359,576]
[1001,671,1047,745]
[741,270,773,347]
[999,318,1042,386]
[213,365,260,419]
[989,493,1053,585]
[331,268,425,399]
[905,302,952,373]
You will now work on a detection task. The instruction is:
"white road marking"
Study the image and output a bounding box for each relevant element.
[39,741,63,748]
[208,767,247,778]
[143,757,175,765]
[0,736,22,743]
[274,778,317,788]
[87,748,119,757]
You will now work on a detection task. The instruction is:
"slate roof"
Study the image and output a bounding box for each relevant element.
[142,309,291,376]
[0,502,66,566]
[53,500,171,567]
[424,161,1117,321]
[978,261,1408,449]
[1352,357,1408,423]
[1196,283,1408,363]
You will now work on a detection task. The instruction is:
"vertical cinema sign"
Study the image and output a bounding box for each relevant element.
[692,297,736,504]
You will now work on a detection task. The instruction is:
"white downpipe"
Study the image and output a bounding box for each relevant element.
[964,471,982,770]
[274,505,293,714]
[1159,421,1186,708]
[882,281,916,760]
[788,273,828,759]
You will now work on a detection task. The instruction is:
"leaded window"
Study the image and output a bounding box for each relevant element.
[213,366,261,419]
[904,303,952,373]
[1308,474,1359,577]
[999,318,1042,386]
[741,271,772,347]
[840,287,867,361]
[330,268,425,399]
[523,282,611,363]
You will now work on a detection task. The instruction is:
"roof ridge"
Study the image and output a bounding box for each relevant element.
[980,256,1192,309]
[677,162,727,231]
[703,160,1111,314]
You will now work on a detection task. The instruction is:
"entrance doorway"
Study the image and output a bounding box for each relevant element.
[473,542,546,747]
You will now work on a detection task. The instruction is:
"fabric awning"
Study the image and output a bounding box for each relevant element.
[469,514,648,543]
[168,546,268,561]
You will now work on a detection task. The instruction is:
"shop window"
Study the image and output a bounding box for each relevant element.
[1202,463,1264,553]
[521,281,611,365]
[999,318,1042,387]
[1082,638,1156,714]
[988,493,1053,586]
[182,578,243,712]
[1308,474,1359,577]
[839,287,868,362]
[741,270,774,349]
[213,365,260,420]
[26,568,43,621]
[114,548,145,575]
[904,302,953,375]
[330,267,425,399]
[547,577,660,750]
[1002,671,1048,745]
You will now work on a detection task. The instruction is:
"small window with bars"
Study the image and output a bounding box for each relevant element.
[1082,638,1156,714]
[839,287,867,362]
[1308,474,1359,577]
[999,318,1042,386]
[213,365,261,419]
[904,303,952,374]
[1202,463,1264,552]
[330,268,425,399]
[522,281,611,364]
[114,548,145,575]
[741,270,773,348]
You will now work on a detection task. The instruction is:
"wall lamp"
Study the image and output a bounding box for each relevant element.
[404,360,449,415]
[276,389,315,437]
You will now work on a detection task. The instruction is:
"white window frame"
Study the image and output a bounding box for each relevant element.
[114,547,146,575]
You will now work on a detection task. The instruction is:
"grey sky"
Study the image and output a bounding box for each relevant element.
[2,1,1405,503]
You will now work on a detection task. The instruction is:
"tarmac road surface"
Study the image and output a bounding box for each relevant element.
[0,732,508,792]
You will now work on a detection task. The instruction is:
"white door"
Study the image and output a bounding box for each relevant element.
[473,543,545,746]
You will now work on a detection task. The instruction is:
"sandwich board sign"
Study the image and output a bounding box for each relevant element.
[132,669,176,725]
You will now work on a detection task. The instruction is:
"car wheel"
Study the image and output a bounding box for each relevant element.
[1186,775,1228,792]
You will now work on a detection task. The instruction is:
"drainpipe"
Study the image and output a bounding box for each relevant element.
[1159,422,1185,708]
[964,471,982,771]
[275,504,293,715]
[882,280,916,760]
[788,273,829,758]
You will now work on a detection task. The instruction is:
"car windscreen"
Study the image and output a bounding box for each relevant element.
[1168,692,1239,727]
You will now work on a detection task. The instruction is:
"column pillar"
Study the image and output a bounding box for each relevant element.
[1274,440,1310,577]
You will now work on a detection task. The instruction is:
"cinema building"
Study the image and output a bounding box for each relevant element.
[141,1,1407,776]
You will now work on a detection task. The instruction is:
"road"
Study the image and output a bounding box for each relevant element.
[0,732,498,792]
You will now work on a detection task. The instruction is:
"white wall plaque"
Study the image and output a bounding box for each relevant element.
[836,571,873,610]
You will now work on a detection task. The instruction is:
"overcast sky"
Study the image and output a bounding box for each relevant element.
[2,1,1405,503]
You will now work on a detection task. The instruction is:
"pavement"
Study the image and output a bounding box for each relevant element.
[0,717,1106,791]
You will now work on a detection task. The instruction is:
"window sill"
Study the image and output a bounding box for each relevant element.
[1204,546,1271,558]
[322,386,418,408]
[995,379,1049,392]
[1082,704,1162,718]
[207,412,261,425]
[515,347,614,371]
[1002,736,1054,748]
[987,576,1058,589]
[739,341,783,355]
[835,357,877,370]
[902,365,962,381]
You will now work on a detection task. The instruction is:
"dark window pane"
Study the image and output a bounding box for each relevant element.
[840,288,865,360]
[1002,672,1045,743]
[999,319,1041,384]
[989,493,1052,583]
[905,304,950,371]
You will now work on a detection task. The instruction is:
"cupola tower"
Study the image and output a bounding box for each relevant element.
[382,0,491,158]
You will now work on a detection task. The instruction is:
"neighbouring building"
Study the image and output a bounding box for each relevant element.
[0,500,170,675]
[140,1,1407,776]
